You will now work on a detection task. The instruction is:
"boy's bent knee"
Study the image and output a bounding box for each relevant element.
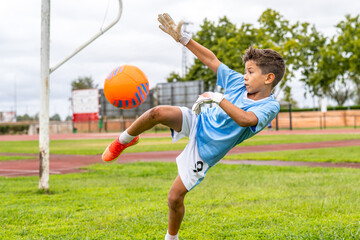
[147,106,182,130]
[148,106,164,121]
[167,192,185,210]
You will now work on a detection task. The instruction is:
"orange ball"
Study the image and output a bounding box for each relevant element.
[104,65,149,109]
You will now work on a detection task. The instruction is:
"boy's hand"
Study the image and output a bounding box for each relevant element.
[158,13,191,46]
[192,92,224,115]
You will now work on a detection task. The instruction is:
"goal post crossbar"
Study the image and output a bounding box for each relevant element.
[50,0,123,73]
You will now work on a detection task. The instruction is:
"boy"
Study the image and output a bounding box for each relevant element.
[102,13,285,240]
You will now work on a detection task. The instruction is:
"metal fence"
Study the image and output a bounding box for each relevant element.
[100,80,203,119]
[99,88,154,120]
[74,110,360,133]
[154,80,204,107]
[74,80,360,133]
[272,110,360,130]
[74,80,204,132]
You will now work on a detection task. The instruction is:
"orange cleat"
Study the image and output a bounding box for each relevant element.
[102,136,140,162]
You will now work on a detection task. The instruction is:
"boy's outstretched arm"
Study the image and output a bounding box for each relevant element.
[186,39,221,73]
[158,13,257,127]
[191,92,258,127]
[219,99,258,127]
[158,13,220,73]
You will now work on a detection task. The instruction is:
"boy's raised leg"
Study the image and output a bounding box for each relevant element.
[102,106,183,162]
[126,105,183,136]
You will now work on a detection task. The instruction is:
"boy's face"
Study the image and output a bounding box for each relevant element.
[244,60,272,95]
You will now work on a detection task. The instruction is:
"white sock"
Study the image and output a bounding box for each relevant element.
[118,130,136,144]
[165,231,178,240]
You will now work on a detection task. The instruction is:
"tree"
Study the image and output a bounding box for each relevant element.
[303,14,360,105]
[50,113,61,121]
[167,72,184,82]
[167,10,360,107]
[329,82,354,106]
[280,85,298,108]
[180,16,264,90]
[321,39,353,106]
[184,16,246,90]
[255,9,300,98]
[354,82,360,105]
[16,114,34,121]
[296,29,330,98]
[333,14,360,104]
[71,76,98,90]
[65,115,73,121]
[170,9,312,96]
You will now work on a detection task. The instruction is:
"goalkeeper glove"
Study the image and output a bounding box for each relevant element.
[158,13,191,46]
[192,92,224,115]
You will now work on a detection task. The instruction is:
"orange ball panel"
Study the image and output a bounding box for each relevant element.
[104,65,149,109]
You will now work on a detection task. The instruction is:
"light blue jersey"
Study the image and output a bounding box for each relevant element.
[196,63,280,166]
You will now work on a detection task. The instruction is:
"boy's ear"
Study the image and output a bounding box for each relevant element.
[265,73,275,85]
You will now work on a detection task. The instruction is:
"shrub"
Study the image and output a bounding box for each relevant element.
[0,124,29,135]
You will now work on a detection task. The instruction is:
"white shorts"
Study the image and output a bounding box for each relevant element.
[171,107,210,191]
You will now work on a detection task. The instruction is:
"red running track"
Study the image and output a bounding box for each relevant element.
[0,134,359,177]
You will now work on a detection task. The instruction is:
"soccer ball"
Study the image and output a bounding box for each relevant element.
[104,65,149,109]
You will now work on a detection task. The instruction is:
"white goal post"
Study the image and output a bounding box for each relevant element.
[39,0,123,191]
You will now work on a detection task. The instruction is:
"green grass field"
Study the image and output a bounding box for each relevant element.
[0,155,34,161]
[1,162,360,239]
[0,133,359,155]
[225,145,360,163]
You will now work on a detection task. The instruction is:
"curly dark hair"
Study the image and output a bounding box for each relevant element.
[242,46,286,88]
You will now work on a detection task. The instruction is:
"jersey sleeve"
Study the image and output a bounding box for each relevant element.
[217,63,245,91]
[248,101,280,134]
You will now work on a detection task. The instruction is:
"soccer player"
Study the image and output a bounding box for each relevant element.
[102,13,285,240]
